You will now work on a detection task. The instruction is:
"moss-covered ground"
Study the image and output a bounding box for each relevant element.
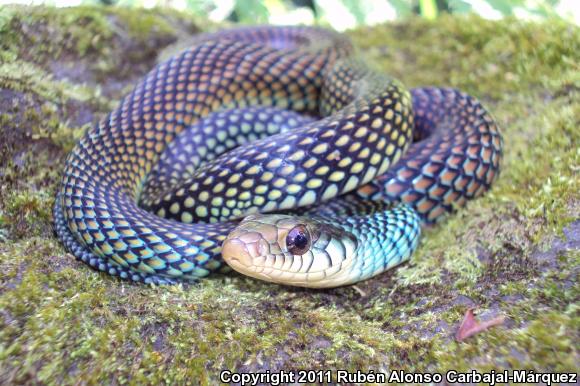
[0,5,578,383]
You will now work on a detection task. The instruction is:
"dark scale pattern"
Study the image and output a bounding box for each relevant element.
[356,88,503,223]
[151,74,414,224]
[139,107,315,207]
[54,26,503,285]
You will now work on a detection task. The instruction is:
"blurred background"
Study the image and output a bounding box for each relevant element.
[1,0,578,28]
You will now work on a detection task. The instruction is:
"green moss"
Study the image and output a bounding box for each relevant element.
[350,15,580,98]
[0,6,579,383]
[2,191,53,238]
[0,61,93,103]
[1,5,112,62]
[0,4,203,91]
[436,306,579,372]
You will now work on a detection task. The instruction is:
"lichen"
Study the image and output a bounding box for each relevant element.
[0,6,578,384]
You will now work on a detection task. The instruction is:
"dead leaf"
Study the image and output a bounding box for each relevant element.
[455,308,505,341]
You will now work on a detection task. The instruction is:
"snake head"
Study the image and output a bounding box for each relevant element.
[221,214,359,288]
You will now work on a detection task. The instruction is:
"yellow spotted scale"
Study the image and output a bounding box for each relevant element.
[54,26,502,287]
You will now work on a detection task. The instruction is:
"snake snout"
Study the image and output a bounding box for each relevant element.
[221,238,254,268]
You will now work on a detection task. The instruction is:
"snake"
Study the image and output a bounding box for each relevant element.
[53,26,503,288]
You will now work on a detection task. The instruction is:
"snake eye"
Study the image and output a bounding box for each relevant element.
[286,225,311,255]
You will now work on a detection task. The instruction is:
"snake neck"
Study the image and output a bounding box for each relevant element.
[313,204,421,287]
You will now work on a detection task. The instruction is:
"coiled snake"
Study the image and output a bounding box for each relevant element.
[54,26,502,288]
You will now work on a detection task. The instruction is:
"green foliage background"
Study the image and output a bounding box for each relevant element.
[91,0,578,27]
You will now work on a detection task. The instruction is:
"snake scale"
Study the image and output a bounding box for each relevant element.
[54,26,503,288]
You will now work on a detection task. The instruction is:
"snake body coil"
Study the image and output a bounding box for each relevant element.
[54,26,502,287]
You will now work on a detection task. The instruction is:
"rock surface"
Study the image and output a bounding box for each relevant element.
[0,5,578,383]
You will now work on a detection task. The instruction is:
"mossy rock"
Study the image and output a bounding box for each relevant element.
[0,5,578,383]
